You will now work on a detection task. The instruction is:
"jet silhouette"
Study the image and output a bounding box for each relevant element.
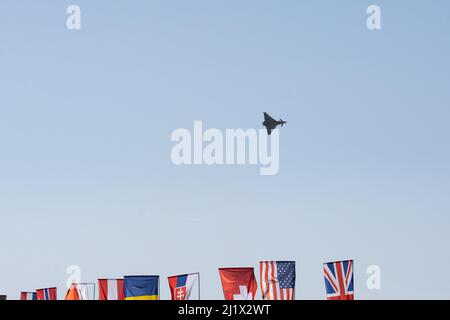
[262,112,286,135]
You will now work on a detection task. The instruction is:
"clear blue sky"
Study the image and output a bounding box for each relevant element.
[0,0,449,299]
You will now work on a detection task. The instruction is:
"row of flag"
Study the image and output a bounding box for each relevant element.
[20,260,354,301]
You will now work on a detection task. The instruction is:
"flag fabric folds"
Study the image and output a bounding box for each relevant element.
[219,268,257,300]
[260,261,295,300]
[124,276,159,300]
[15,259,357,300]
[20,292,36,300]
[98,279,125,300]
[36,287,57,300]
[64,285,79,300]
[168,273,199,300]
[65,283,90,300]
[323,260,354,300]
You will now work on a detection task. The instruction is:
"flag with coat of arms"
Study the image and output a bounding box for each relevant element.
[168,273,199,300]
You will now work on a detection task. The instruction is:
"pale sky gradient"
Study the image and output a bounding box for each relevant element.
[0,0,449,299]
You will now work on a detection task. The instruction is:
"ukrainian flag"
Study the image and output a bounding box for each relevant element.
[124,275,159,300]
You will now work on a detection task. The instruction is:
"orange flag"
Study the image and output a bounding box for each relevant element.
[65,284,80,300]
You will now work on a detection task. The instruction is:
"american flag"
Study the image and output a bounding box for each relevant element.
[260,261,295,300]
[323,260,354,300]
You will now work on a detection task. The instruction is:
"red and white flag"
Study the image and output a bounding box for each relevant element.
[98,279,124,300]
[219,268,257,300]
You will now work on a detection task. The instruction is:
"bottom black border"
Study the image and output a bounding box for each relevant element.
[1,300,446,318]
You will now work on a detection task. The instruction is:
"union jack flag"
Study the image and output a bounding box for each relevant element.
[323,260,354,300]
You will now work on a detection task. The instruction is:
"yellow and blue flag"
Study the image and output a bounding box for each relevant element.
[124,275,159,300]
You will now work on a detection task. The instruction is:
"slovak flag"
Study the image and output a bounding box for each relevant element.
[219,268,257,300]
[98,279,125,300]
[168,273,199,300]
[36,287,57,300]
[20,292,36,300]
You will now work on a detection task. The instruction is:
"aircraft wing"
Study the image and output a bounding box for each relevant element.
[264,112,276,123]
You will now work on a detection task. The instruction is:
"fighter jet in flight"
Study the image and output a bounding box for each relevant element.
[262,112,286,135]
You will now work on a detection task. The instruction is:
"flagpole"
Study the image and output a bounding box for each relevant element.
[197,272,201,300]
[80,283,96,300]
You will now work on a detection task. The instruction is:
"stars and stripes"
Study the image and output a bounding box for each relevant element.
[323,260,354,300]
[16,258,356,300]
[260,261,295,300]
